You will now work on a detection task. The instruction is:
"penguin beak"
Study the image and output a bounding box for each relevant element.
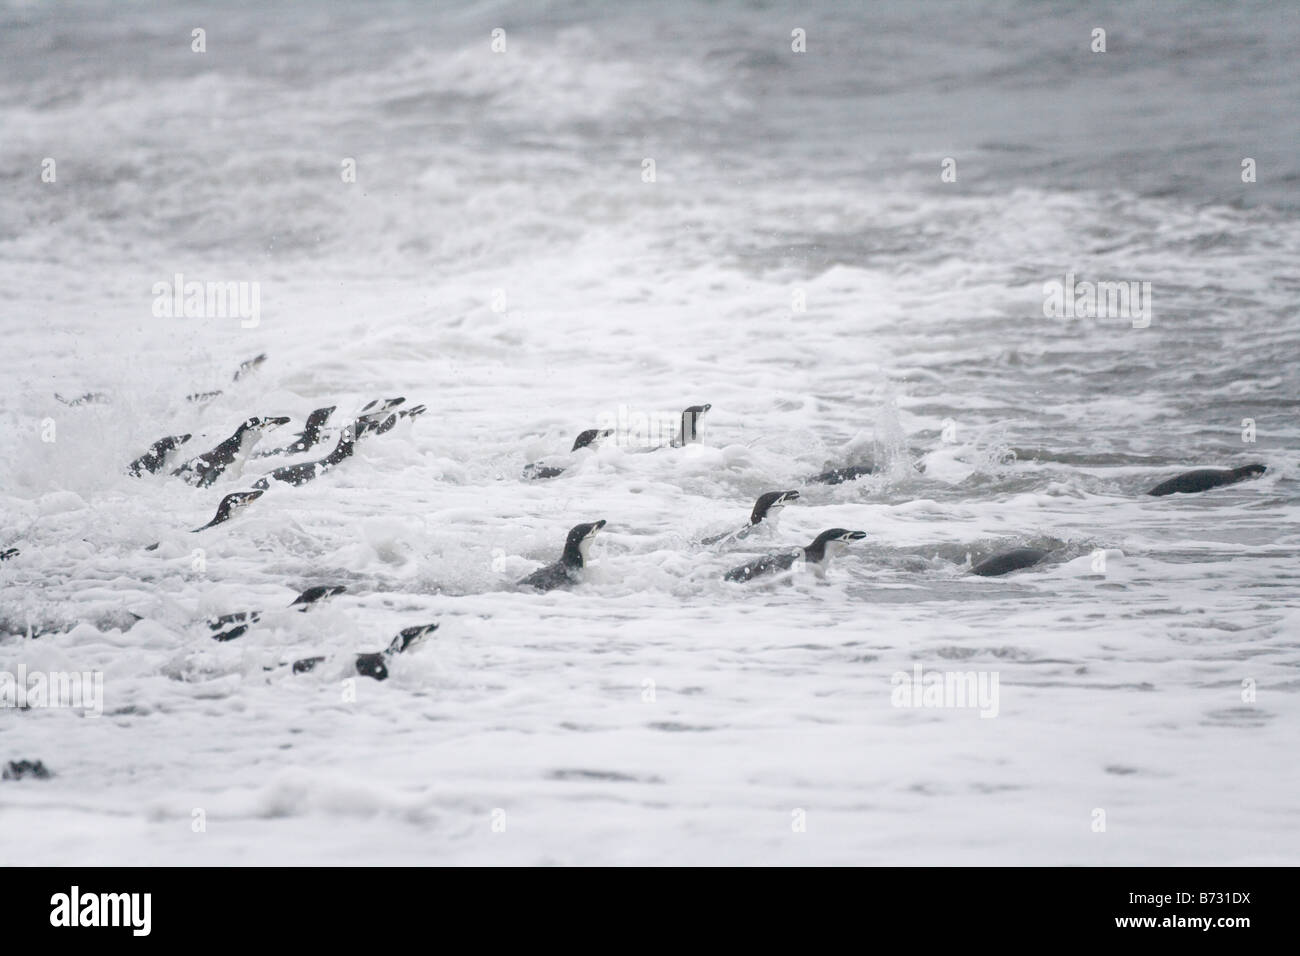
[782,490,800,503]
[590,520,607,535]
[845,531,867,541]
[264,416,291,429]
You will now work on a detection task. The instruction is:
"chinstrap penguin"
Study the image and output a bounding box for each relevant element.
[523,428,613,480]
[173,416,290,487]
[192,489,265,532]
[251,429,357,489]
[670,404,711,447]
[1147,464,1266,497]
[702,490,800,546]
[128,433,193,477]
[291,623,439,681]
[724,528,867,583]
[970,548,1049,577]
[255,406,337,458]
[517,520,606,591]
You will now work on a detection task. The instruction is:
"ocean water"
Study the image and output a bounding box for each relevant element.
[1,0,1298,865]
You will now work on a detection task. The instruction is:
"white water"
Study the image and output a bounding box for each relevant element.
[1,0,1298,865]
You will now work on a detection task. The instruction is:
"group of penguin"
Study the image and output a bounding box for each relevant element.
[3,359,1271,682]
[509,402,1270,590]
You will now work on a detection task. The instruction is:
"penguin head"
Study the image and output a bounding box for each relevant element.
[751,490,800,525]
[571,428,614,453]
[244,415,290,434]
[679,404,711,444]
[564,520,606,566]
[219,488,264,515]
[807,528,867,562]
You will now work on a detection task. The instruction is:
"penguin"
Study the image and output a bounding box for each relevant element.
[54,392,109,406]
[523,428,613,480]
[192,489,265,532]
[172,416,290,487]
[0,547,18,561]
[186,391,223,404]
[359,396,406,416]
[1147,464,1266,497]
[232,353,267,381]
[970,548,1049,577]
[251,429,357,490]
[254,406,337,458]
[289,584,347,609]
[208,609,260,642]
[291,623,438,681]
[354,403,426,438]
[127,433,193,477]
[517,520,606,591]
[701,490,800,546]
[808,464,874,485]
[723,528,867,583]
[208,586,345,641]
[670,404,711,447]
[2,760,52,781]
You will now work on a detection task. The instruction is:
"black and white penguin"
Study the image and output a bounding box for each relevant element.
[251,428,357,490]
[192,489,265,532]
[517,520,606,591]
[523,428,613,480]
[354,403,426,438]
[0,547,18,561]
[127,433,193,477]
[54,392,109,406]
[702,490,800,546]
[723,528,867,583]
[670,404,711,447]
[208,585,346,641]
[208,610,260,643]
[232,353,267,382]
[970,548,1049,577]
[254,406,337,458]
[808,464,874,485]
[173,416,290,487]
[291,623,438,681]
[1147,464,1266,497]
[289,584,347,609]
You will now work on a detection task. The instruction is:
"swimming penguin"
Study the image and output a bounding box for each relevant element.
[291,623,439,681]
[127,433,193,477]
[970,548,1049,577]
[208,610,261,643]
[54,392,109,406]
[724,528,867,583]
[254,406,336,458]
[808,464,874,485]
[1147,464,1266,497]
[173,416,291,487]
[517,520,606,591]
[289,584,347,609]
[0,548,18,561]
[354,403,427,438]
[251,429,357,490]
[232,353,267,381]
[523,428,613,480]
[702,490,800,546]
[192,489,265,531]
[207,586,346,641]
[670,404,711,447]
